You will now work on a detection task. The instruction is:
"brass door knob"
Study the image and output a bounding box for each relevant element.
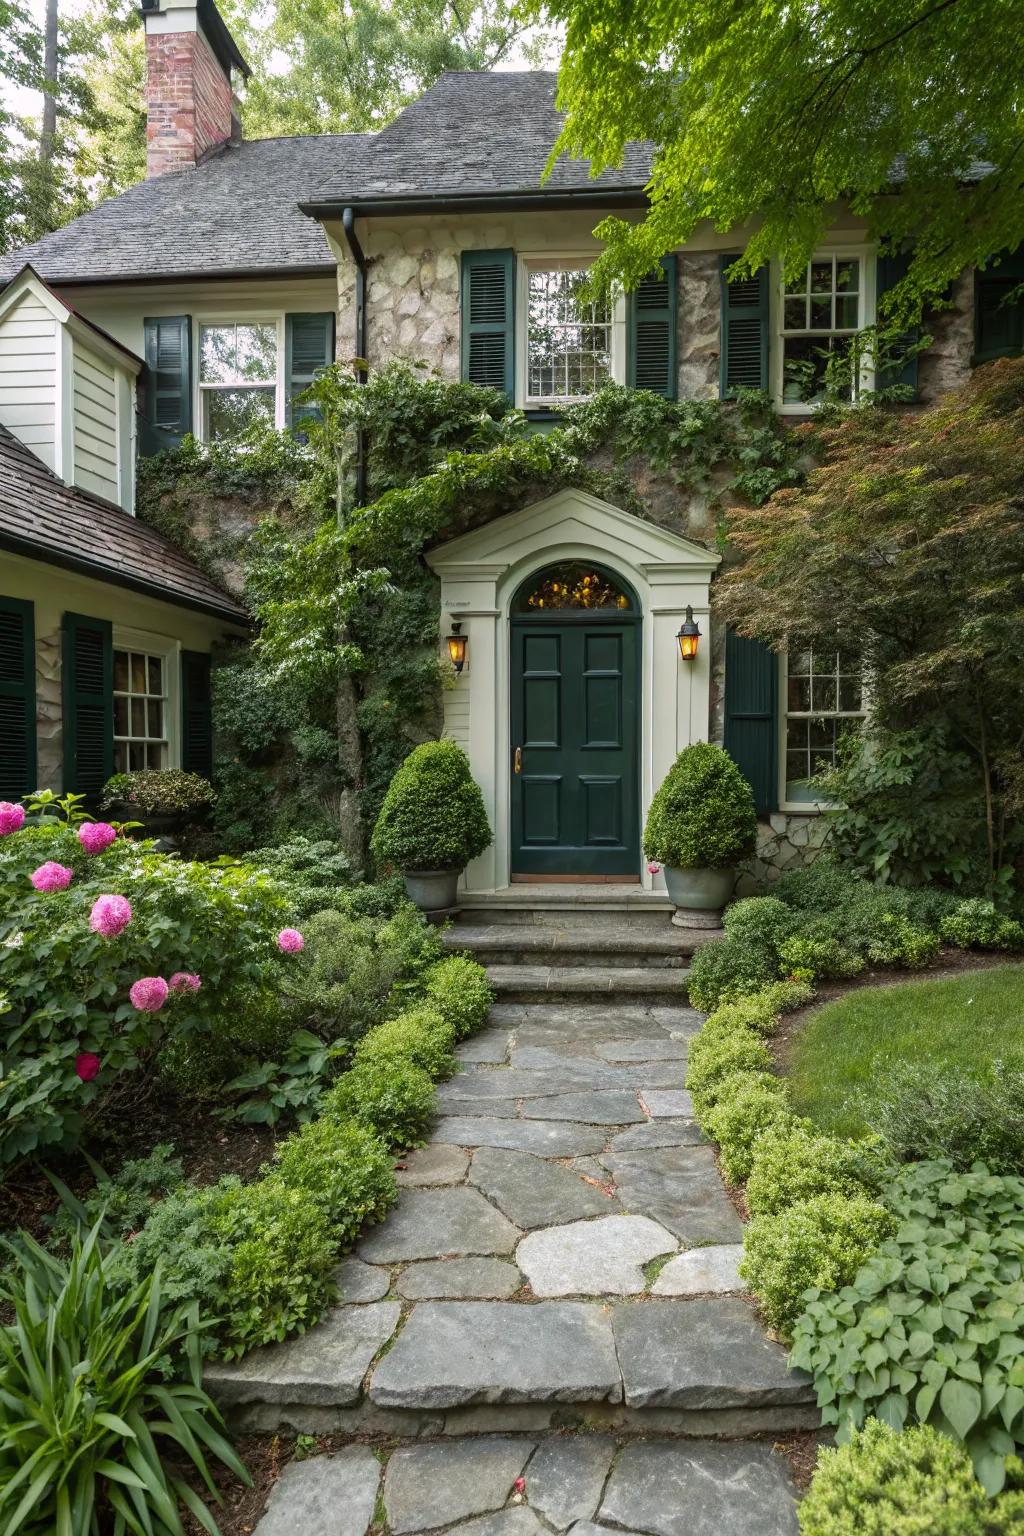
[513,746,523,774]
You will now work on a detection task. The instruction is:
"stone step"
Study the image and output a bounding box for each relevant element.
[484,963,691,1004]
[455,886,675,930]
[444,924,716,969]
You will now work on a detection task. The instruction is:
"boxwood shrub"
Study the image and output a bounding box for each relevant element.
[798,1420,1024,1536]
[371,739,492,872]
[687,897,798,1010]
[325,1056,437,1148]
[643,742,757,869]
[686,1029,775,1118]
[272,1115,397,1242]
[741,1191,896,1337]
[745,1123,887,1217]
[355,1006,456,1079]
[424,954,494,1040]
[702,1070,793,1184]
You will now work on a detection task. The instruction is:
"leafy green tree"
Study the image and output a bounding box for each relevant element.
[543,0,1024,318]
[716,358,1024,891]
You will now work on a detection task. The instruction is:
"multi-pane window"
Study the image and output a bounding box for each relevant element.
[113,649,167,772]
[526,268,612,404]
[199,322,278,440]
[783,649,865,804]
[781,256,863,405]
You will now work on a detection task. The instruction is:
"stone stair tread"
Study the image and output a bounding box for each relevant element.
[445,926,717,964]
[484,964,691,993]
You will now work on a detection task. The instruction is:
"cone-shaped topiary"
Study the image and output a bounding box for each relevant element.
[371,739,492,872]
[643,742,757,869]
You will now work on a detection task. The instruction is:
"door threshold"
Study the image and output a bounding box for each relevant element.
[510,874,641,884]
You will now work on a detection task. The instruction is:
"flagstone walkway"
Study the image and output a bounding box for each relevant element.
[210,1000,816,1536]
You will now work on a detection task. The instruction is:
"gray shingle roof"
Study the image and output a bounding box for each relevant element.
[0,424,247,624]
[310,72,653,206]
[0,134,373,286]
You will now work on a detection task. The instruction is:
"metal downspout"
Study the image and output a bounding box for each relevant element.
[341,206,368,505]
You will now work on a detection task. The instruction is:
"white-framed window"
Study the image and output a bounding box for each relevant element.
[779,647,866,809]
[112,630,180,772]
[198,319,282,441]
[517,257,626,409]
[775,249,874,410]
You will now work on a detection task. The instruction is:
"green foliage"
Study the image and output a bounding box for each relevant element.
[246,837,358,919]
[685,1028,774,1119]
[940,900,1024,952]
[702,1070,792,1185]
[642,743,758,869]
[423,954,495,1041]
[798,1420,1021,1536]
[741,1192,896,1339]
[790,1161,1024,1494]
[0,1224,249,1536]
[777,931,865,983]
[371,739,492,873]
[115,1172,339,1359]
[863,1062,1024,1174]
[223,1027,349,1126]
[0,821,290,1164]
[49,1143,185,1244]
[546,0,1024,320]
[271,1114,397,1244]
[355,1006,456,1079]
[325,1056,436,1149]
[101,770,216,817]
[746,1125,887,1218]
[686,897,797,1011]
[720,364,1024,896]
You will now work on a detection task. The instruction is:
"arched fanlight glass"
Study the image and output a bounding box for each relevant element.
[513,562,634,613]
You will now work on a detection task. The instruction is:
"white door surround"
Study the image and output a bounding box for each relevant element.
[426,488,721,893]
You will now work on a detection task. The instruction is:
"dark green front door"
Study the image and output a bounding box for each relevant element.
[510,619,640,876]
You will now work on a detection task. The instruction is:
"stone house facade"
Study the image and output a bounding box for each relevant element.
[0,0,1019,891]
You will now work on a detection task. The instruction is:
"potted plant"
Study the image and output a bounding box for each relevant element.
[100,770,216,840]
[371,739,492,912]
[644,742,758,924]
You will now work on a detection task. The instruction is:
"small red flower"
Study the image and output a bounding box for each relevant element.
[513,1478,526,1494]
[75,1052,101,1082]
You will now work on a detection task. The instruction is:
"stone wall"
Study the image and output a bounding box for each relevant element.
[736,813,832,896]
[917,270,974,402]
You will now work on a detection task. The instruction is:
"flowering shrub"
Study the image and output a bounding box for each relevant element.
[77,821,117,854]
[0,820,290,1163]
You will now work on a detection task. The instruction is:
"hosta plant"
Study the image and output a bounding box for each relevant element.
[0,1224,248,1535]
[790,1160,1024,1494]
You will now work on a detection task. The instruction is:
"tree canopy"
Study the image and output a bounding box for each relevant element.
[543,0,1024,319]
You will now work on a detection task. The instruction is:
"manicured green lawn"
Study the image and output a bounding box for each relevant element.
[787,964,1024,1138]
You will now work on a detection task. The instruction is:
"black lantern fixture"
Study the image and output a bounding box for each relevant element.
[447,622,467,674]
[676,606,701,662]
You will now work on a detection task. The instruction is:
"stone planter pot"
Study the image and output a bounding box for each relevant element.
[404,869,461,913]
[104,801,183,840]
[663,865,735,928]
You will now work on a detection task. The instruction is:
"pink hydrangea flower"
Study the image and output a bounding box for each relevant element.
[30,861,74,892]
[74,1052,101,1082]
[647,861,662,875]
[89,894,132,939]
[170,971,202,993]
[130,976,169,1013]
[78,822,117,855]
[0,802,25,836]
[277,927,305,953]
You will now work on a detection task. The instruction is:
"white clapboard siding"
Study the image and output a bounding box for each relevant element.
[72,343,119,504]
[443,687,471,748]
[0,293,57,470]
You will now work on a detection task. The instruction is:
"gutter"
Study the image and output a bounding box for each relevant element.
[300,188,649,220]
[341,206,368,506]
[0,531,249,628]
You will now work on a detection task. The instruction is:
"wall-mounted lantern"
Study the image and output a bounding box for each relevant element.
[447,621,467,674]
[676,606,701,662]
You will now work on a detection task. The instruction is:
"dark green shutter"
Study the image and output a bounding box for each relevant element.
[875,252,919,396]
[723,628,778,816]
[974,251,1024,363]
[720,257,769,396]
[627,255,678,398]
[140,316,192,455]
[62,612,112,800]
[0,597,37,799]
[181,650,213,780]
[461,249,515,396]
[286,312,336,426]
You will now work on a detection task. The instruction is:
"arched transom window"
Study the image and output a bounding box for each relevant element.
[513,562,635,613]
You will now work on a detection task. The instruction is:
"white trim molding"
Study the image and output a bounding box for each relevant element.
[426,487,720,893]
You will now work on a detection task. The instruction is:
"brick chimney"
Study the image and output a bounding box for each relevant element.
[140,0,250,177]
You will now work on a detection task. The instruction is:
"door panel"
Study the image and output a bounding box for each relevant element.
[511,620,639,876]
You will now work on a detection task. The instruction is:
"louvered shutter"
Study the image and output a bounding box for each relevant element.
[0,597,37,799]
[62,612,112,800]
[719,258,769,396]
[723,628,778,815]
[460,249,515,397]
[181,651,213,780]
[140,316,192,455]
[875,252,919,396]
[627,255,678,399]
[286,312,336,427]
[974,251,1024,362]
